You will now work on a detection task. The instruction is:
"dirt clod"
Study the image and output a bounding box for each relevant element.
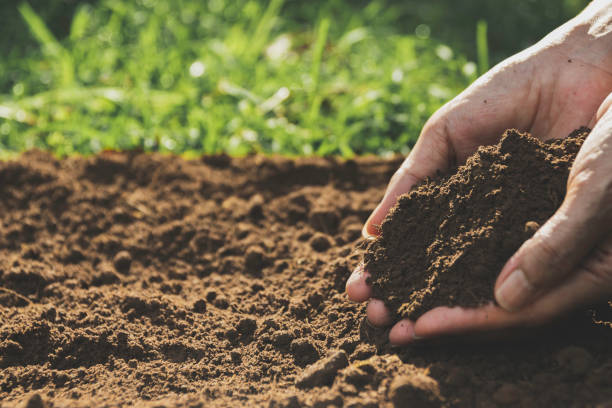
[245,246,266,271]
[192,299,207,313]
[388,374,441,408]
[113,250,132,274]
[310,233,333,252]
[290,338,320,366]
[23,393,46,408]
[236,317,258,338]
[295,350,349,389]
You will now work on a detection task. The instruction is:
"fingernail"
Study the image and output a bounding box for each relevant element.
[362,204,382,238]
[347,265,364,285]
[495,269,534,311]
[361,219,375,239]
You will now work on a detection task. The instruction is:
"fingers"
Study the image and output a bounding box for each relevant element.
[345,264,371,302]
[494,205,605,311]
[417,234,612,338]
[389,319,417,346]
[495,104,612,312]
[345,265,395,327]
[362,118,453,237]
[366,302,419,346]
[362,165,422,237]
[345,265,405,331]
[589,91,612,127]
[345,266,418,346]
[366,299,393,326]
[362,55,545,238]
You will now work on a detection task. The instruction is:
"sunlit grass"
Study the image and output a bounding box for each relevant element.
[0,0,479,156]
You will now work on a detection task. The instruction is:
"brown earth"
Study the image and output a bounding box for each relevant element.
[364,127,592,319]
[0,146,610,408]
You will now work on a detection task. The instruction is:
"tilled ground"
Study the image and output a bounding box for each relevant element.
[0,151,610,408]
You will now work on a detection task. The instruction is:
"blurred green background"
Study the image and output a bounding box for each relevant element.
[0,0,588,157]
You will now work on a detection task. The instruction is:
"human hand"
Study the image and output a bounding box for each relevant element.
[347,2,612,345]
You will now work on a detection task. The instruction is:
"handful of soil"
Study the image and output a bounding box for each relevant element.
[364,128,589,320]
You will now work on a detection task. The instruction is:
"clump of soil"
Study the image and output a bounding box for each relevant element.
[365,128,589,319]
[0,146,610,407]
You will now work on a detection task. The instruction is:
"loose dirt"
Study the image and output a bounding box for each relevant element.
[364,128,590,319]
[0,145,610,408]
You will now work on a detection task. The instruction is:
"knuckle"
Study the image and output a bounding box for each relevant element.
[580,238,612,288]
[522,236,563,287]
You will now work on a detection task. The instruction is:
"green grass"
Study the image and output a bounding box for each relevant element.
[0,0,587,157]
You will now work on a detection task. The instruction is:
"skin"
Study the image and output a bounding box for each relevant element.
[346,0,612,345]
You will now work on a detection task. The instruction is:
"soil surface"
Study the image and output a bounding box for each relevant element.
[364,128,591,319]
[0,146,610,408]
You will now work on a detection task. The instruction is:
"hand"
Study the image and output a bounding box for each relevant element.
[346,3,612,345]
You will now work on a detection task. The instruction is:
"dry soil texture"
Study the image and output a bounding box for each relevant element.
[0,148,610,408]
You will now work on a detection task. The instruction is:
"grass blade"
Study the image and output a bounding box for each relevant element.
[476,20,489,75]
[19,2,75,86]
[308,16,330,122]
[246,0,285,62]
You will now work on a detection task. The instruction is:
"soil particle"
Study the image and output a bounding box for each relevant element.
[23,393,46,408]
[245,246,266,271]
[236,317,258,338]
[192,299,207,313]
[113,250,132,274]
[365,128,589,319]
[310,233,333,252]
[272,330,295,348]
[248,194,265,220]
[309,208,341,234]
[295,350,349,389]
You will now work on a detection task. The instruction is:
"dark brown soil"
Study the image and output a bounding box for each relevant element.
[365,128,591,320]
[0,147,610,408]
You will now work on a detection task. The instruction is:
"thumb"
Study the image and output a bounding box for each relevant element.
[494,202,605,311]
[495,130,612,312]
[496,98,612,312]
[362,115,456,238]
